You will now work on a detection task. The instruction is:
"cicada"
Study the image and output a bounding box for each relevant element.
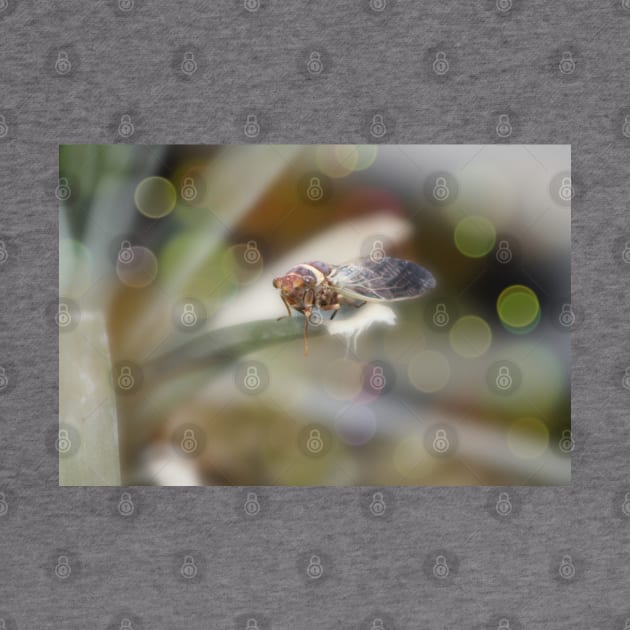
[273,256,436,354]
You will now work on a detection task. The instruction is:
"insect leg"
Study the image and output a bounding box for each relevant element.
[303,307,310,356]
[303,288,314,309]
[276,295,293,321]
[320,303,341,319]
[302,289,314,356]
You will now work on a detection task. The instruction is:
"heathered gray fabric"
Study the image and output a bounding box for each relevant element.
[1,1,629,628]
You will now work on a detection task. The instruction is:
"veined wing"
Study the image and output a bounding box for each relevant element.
[329,256,436,302]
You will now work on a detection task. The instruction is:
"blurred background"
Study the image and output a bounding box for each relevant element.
[58,144,571,486]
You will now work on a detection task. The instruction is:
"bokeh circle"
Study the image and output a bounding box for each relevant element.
[116,246,158,288]
[454,216,496,258]
[408,350,451,393]
[497,285,540,333]
[449,315,492,358]
[134,176,177,218]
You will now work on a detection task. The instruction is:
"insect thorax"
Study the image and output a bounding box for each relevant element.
[287,263,326,286]
[313,282,339,309]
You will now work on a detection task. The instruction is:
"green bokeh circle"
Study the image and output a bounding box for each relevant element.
[497,285,540,330]
[454,216,496,258]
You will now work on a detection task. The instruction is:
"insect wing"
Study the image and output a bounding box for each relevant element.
[330,256,436,302]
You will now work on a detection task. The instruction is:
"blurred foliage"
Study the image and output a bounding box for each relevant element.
[59,144,571,486]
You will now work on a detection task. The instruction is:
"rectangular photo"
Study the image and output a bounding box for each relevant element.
[58,144,571,486]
